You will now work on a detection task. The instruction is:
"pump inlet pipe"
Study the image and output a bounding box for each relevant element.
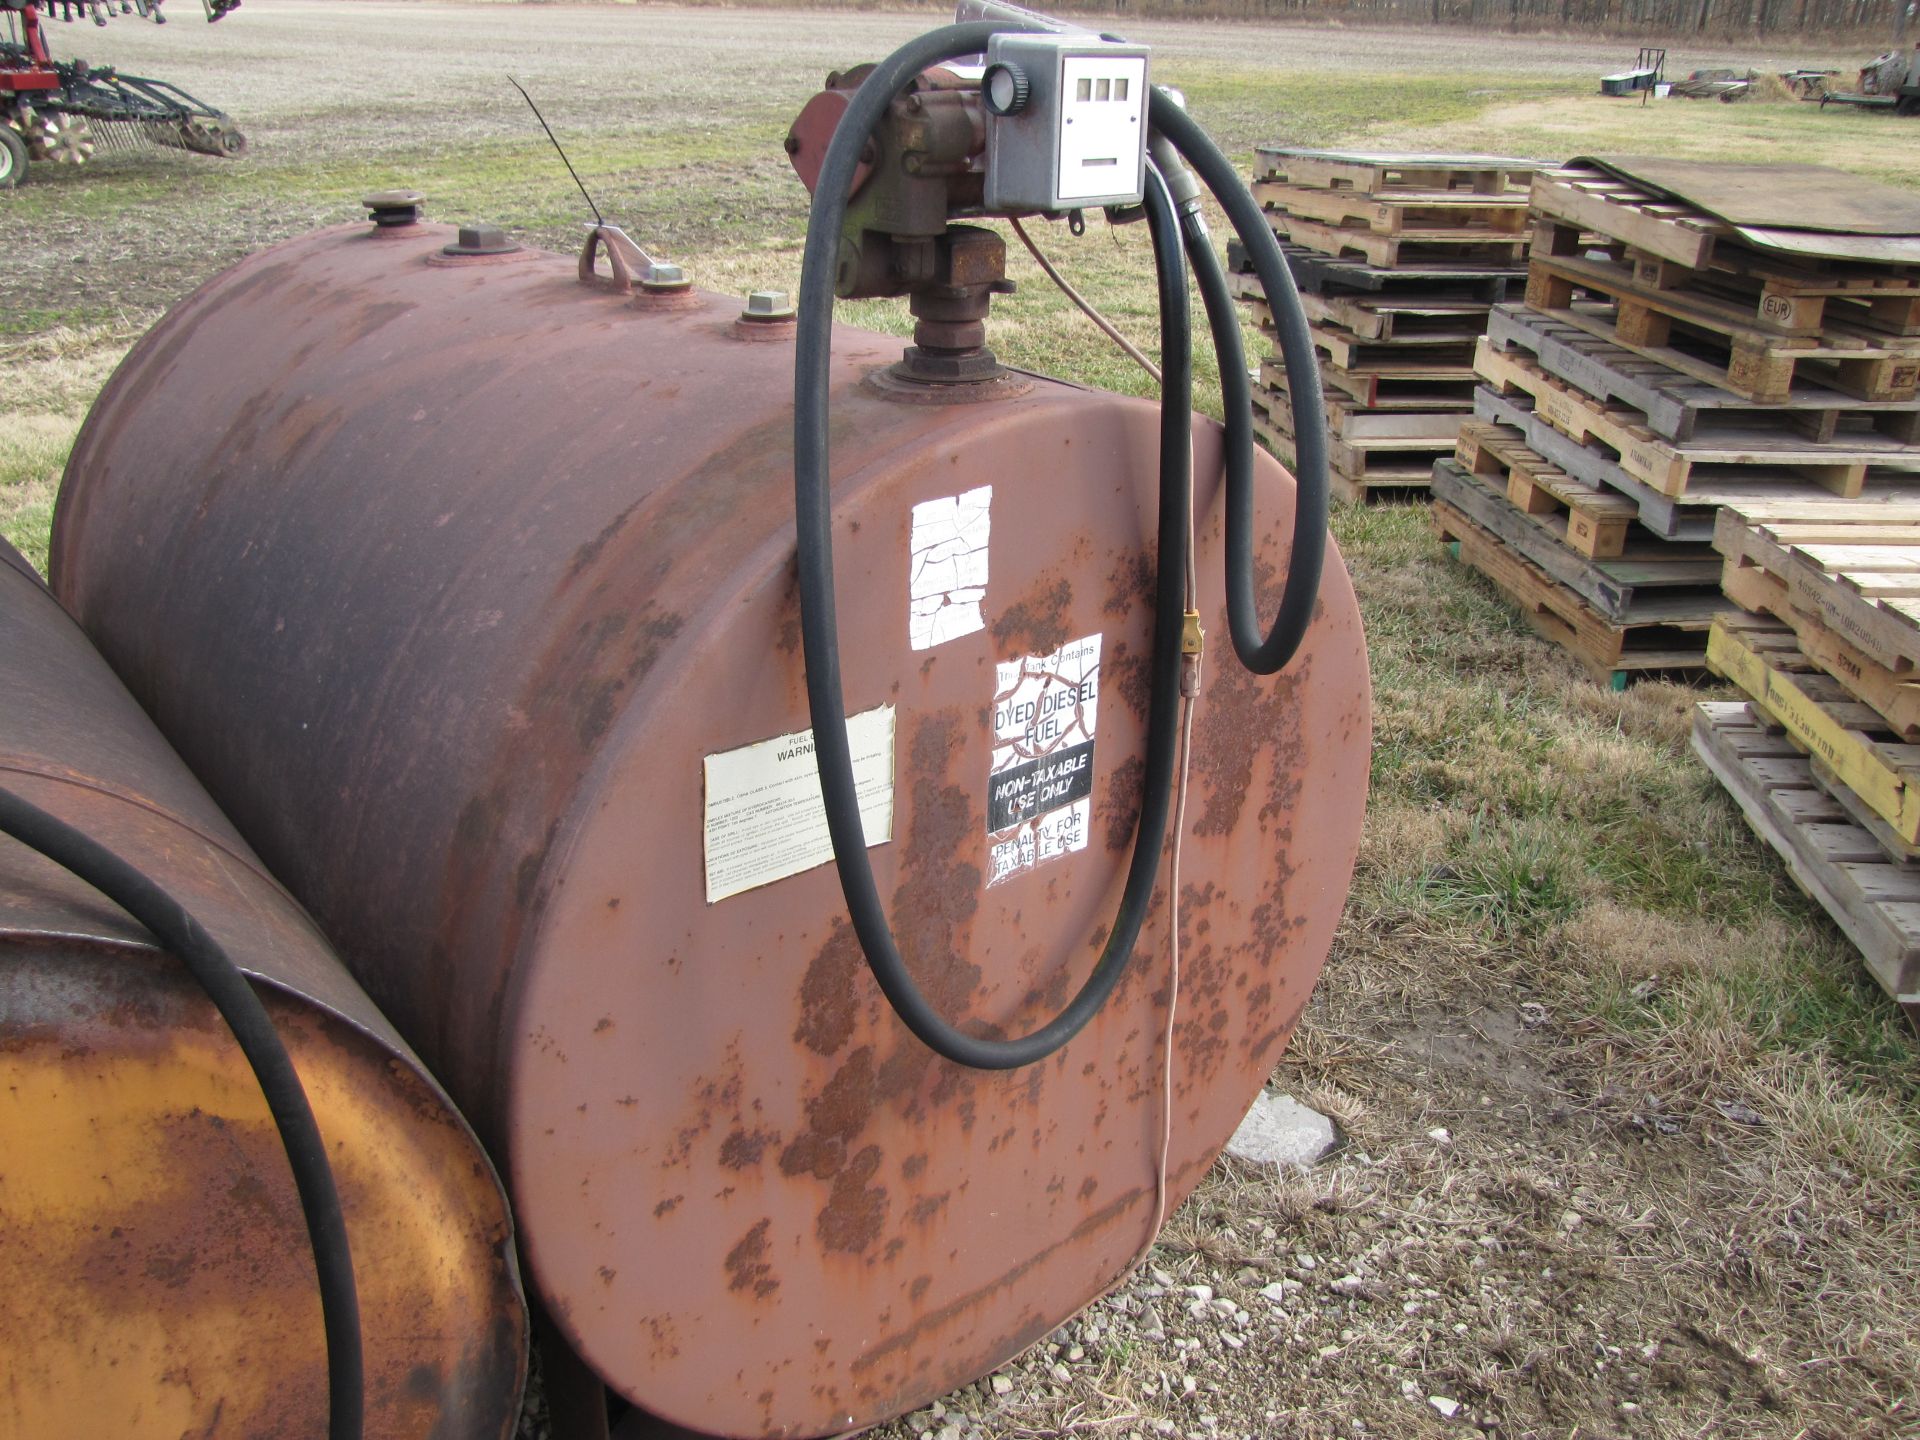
[793,5,1330,1070]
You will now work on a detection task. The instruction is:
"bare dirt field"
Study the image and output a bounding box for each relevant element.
[5,6,1919,1440]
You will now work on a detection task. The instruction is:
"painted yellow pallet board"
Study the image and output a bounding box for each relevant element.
[1707,617,1920,843]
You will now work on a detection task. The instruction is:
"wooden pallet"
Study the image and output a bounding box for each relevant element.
[1718,571,1920,741]
[1692,701,1920,1027]
[1529,166,1726,269]
[1311,321,1478,370]
[1228,273,1492,343]
[1275,211,1531,270]
[1527,260,1920,405]
[1707,614,1920,844]
[1255,147,1540,197]
[1228,239,1523,302]
[1471,384,1920,545]
[1531,166,1920,336]
[1433,456,1722,620]
[1301,291,1488,344]
[1433,490,1721,684]
[1713,502,1920,673]
[1486,304,1920,445]
[1532,215,1920,338]
[1236,282,1489,347]
[1254,180,1528,235]
[1258,371,1469,443]
[1253,391,1449,502]
[1455,420,1638,558]
[1319,357,1478,408]
[1473,337,1920,498]
[1474,384,1712,541]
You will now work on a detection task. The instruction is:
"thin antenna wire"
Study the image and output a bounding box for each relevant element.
[508,74,604,228]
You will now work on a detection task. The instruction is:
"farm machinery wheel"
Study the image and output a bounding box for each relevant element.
[29,114,96,167]
[0,126,26,188]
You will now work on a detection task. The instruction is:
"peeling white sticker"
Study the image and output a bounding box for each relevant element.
[703,706,894,904]
[908,485,991,651]
[986,633,1100,887]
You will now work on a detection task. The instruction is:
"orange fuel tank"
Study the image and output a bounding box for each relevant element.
[51,216,1370,1438]
[0,538,528,1439]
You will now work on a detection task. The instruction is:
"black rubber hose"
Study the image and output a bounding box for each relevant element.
[0,787,363,1440]
[1147,93,1327,676]
[794,21,1190,1068]
[1182,207,1257,605]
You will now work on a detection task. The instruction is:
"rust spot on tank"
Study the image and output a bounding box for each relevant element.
[1104,640,1151,723]
[1077,1176,1097,1200]
[901,1153,928,1180]
[907,1190,949,1225]
[719,1127,780,1171]
[779,1045,877,1179]
[909,1275,932,1302]
[1101,755,1144,853]
[796,920,863,1058]
[848,1182,1147,1376]
[565,498,645,583]
[991,576,1072,656]
[817,1144,888,1255]
[775,564,803,657]
[724,1219,780,1298]
[514,819,560,907]
[891,712,984,1019]
[654,1195,683,1218]
[1103,549,1154,617]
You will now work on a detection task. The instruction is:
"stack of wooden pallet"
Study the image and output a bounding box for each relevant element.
[1233,148,1543,504]
[1698,503,1920,1029]
[1432,157,1920,687]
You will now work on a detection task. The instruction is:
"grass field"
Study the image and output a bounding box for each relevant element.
[5,5,1919,1438]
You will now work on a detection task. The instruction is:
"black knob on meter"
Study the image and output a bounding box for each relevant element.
[981,62,1030,116]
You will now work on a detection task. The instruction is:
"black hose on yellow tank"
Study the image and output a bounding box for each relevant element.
[793,19,1190,1071]
[0,786,363,1440]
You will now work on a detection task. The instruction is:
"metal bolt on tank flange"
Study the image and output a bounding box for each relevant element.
[639,262,693,296]
[741,290,794,321]
[443,223,521,258]
[733,289,798,342]
[363,189,424,229]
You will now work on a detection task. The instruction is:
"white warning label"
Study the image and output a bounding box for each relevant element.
[703,706,895,904]
[908,485,991,651]
[987,633,1100,887]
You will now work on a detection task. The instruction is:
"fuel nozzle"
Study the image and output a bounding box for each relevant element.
[1146,87,1205,220]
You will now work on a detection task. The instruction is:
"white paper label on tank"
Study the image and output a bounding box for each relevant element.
[702,706,895,904]
[907,485,992,651]
[985,632,1100,887]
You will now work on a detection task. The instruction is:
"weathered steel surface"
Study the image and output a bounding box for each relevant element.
[53,222,1372,1438]
[0,536,527,1439]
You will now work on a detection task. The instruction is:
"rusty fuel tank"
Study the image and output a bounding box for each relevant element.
[50,217,1372,1438]
[0,538,527,1439]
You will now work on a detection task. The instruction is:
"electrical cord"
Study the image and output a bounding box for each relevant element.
[0,786,363,1440]
[1146,92,1328,677]
[794,17,1190,1070]
[1008,215,1162,384]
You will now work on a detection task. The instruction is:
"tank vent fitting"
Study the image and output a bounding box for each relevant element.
[443,223,521,258]
[740,290,796,323]
[362,190,424,228]
[641,263,693,296]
